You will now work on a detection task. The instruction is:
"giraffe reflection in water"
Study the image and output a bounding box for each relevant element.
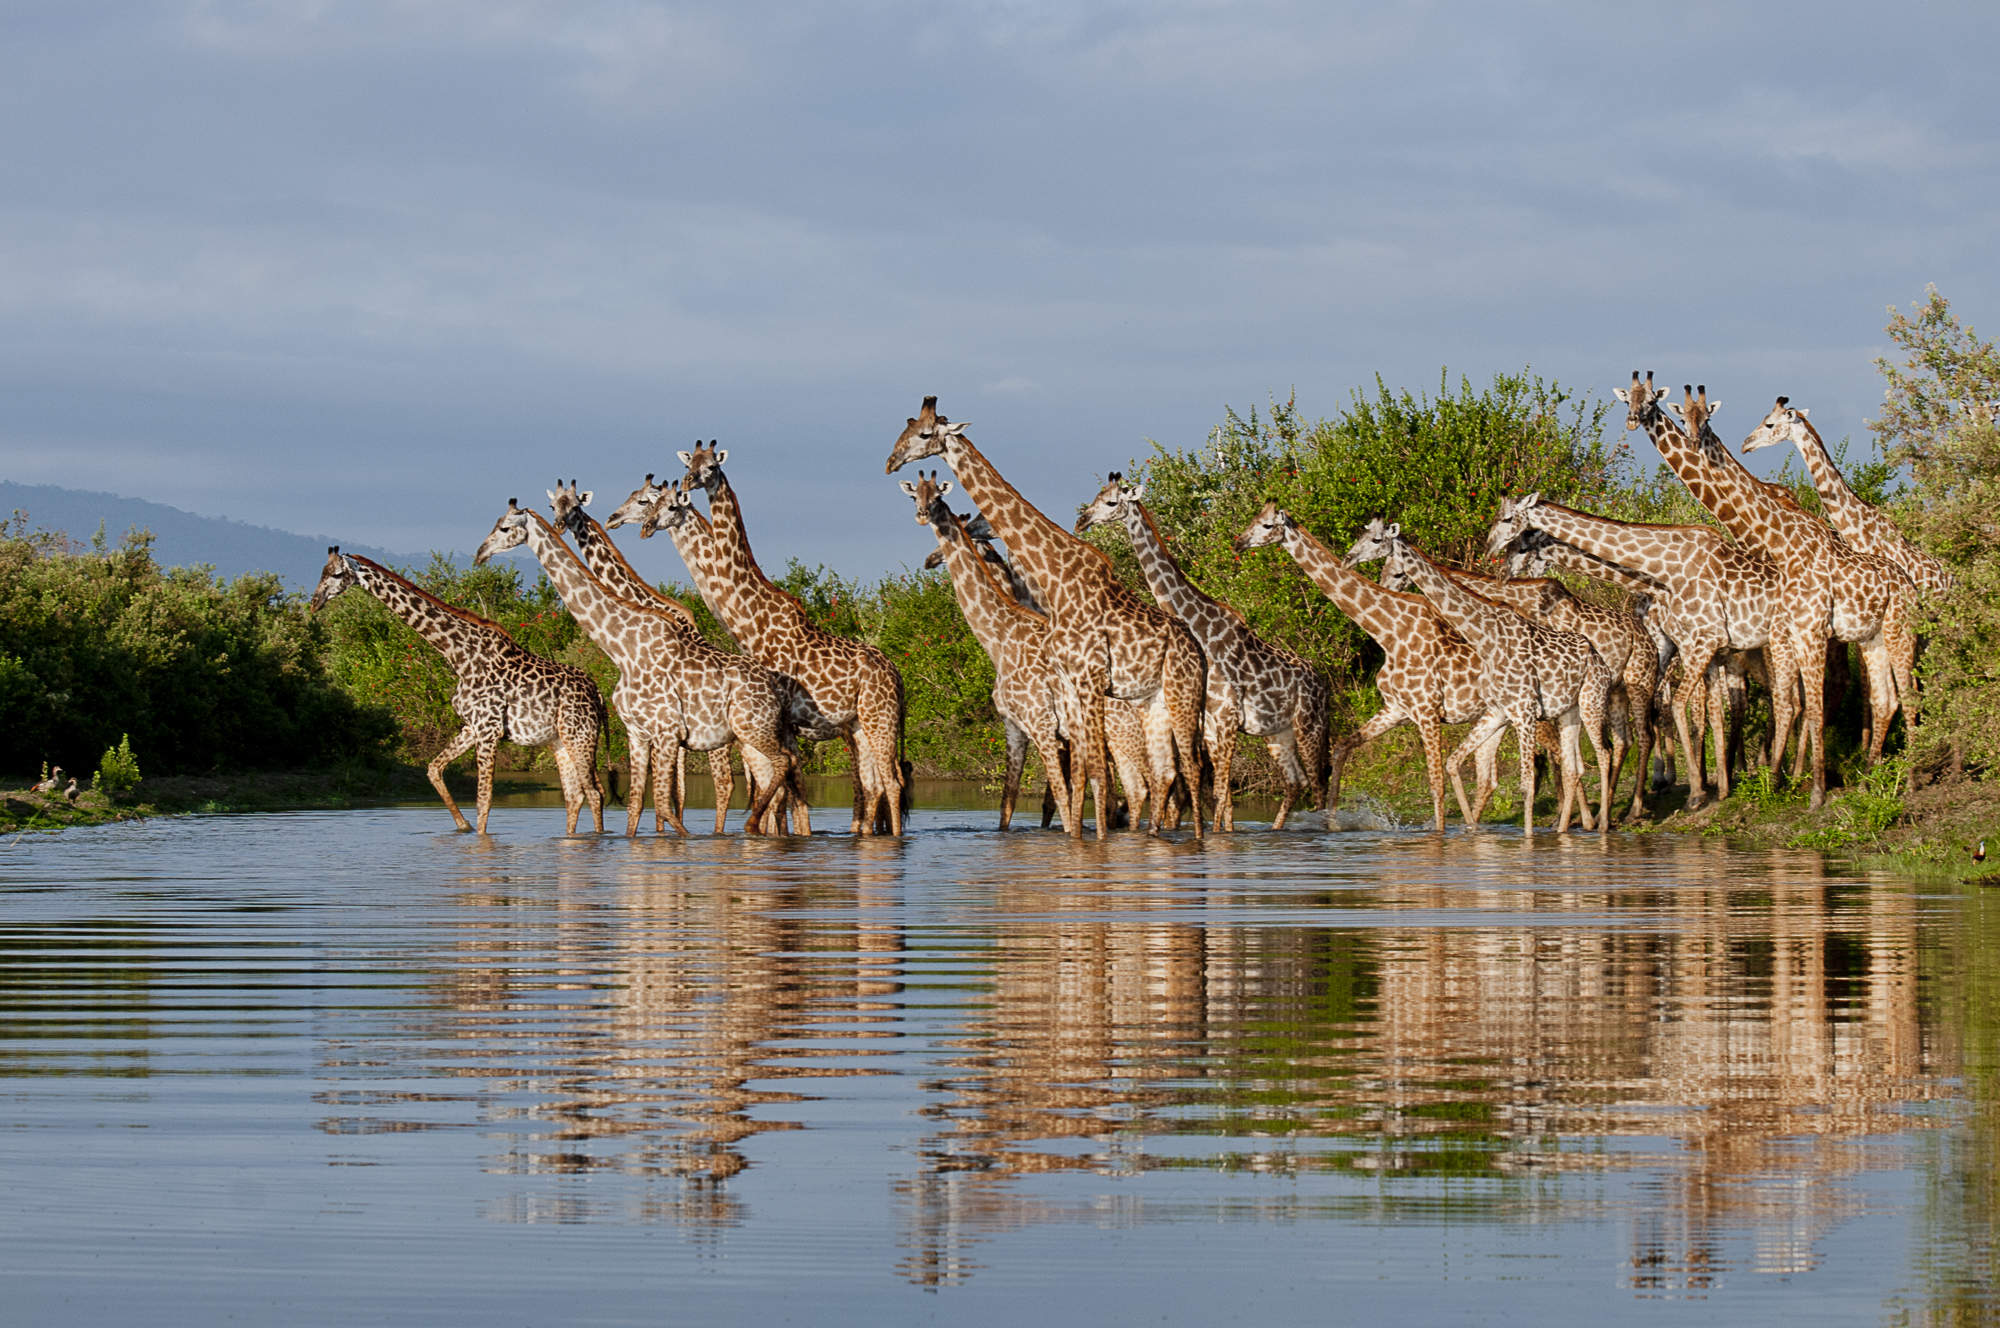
[897,836,1938,1293]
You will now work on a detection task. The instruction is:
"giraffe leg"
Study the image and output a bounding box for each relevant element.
[1622,671,1657,823]
[1204,699,1236,833]
[426,727,482,832]
[739,739,789,835]
[1445,711,1508,831]
[999,718,1029,831]
[551,745,583,835]
[1041,742,1065,829]
[474,739,498,835]
[1578,679,1611,832]
[1795,631,1829,809]
[1470,724,1507,826]
[1335,709,1410,822]
[625,734,652,837]
[1858,636,1898,767]
[1264,730,1309,831]
[1514,718,1537,836]
[1029,716,1074,837]
[707,747,733,835]
[843,733,867,834]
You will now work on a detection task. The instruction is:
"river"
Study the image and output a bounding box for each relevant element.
[1,794,1994,1324]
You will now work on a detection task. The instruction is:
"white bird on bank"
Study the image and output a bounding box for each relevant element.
[31,766,64,794]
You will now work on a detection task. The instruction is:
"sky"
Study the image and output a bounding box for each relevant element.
[4,1,1998,580]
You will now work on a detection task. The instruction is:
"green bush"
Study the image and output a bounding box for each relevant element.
[92,733,141,799]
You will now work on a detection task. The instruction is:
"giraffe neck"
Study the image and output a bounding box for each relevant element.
[1789,416,1873,539]
[1390,539,1510,656]
[1434,563,1560,617]
[938,433,1112,619]
[934,524,1039,658]
[568,510,701,634]
[1276,523,1427,641]
[1528,502,1710,582]
[345,555,505,673]
[701,472,811,640]
[516,513,652,671]
[1532,538,1662,595]
[1122,500,1234,629]
[1641,411,1813,564]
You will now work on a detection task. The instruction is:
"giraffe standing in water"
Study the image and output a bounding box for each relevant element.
[1077,473,1330,829]
[308,547,606,834]
[667,445,909,835]
[1347,520,1613,834]
[901,472,1086,834]
[473,500,797,836]
[885,399,1207,838]
[551,479,807,833]
[1232,501,1530,831]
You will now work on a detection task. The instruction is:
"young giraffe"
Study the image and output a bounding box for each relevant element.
[1077,472,1331,830]
[549,479,808,834]
[1232,501,1527,832]
[1486,497,1780,806]
[884,398,1207,838]
[473,500,797,837]
[1375,551,1659,822]
[308,548,606,834]
[1348,521,1613,834]
[1618,373,1915,807]
[925,510,1152,831]
[673,445,910,835]
[899,472,1089,835]
[1742,398,1954,594]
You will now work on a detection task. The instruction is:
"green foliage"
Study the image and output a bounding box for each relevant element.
[1103,370,1628,689]
[1870,287,2000,774]
[92,733,141,799]
[1791,758,1908,851]
[0,519,393,778]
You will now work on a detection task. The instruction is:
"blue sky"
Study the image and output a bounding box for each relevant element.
[4,2,1997,578]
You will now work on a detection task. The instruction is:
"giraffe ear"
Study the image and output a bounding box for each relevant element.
[1125,482,1145,501]
[938,479,954,496]
[1613,388,1632,404]
[676,450,694,468]
[942,421,969,436]
[546,489,561,507]
[1705,401,1721,416]
[1523,491,1540,507]
[1385,521,1401,539]
[898,480,919,498]
[1791,407,1805,419]
[578,490,593,506]
[714,449,728,466]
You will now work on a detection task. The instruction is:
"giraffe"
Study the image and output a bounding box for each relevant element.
[925,509,1152,831]
[1348,520,1613,834]
[1741,398,1954,593]
[308,547,606,835]
[549,479,808,834]
[1375,550,1659,822]
[652,449,908,835]
[473,500,797,837]
[1077,472,1331,829]
[1232,500,1528,832]
[1496,525,1763,796]
[899,471,1089,835]
[884,398,1207,838]
[1616,372,1915,807]
[1485,492,1780,806]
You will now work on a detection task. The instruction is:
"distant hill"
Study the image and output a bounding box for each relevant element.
[0,482,427,590]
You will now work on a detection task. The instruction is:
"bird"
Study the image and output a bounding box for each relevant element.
[1976,840,1987,863]
[31,766,64,794]
[62,778,80,804]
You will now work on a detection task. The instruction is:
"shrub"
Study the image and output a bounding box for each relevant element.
[92,733,141,799]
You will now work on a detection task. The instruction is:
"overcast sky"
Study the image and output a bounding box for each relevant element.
[4,2,1997,580]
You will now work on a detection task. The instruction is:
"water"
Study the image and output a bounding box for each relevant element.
[1,801,1995,1325]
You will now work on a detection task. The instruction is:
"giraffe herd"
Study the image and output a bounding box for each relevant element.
[307,376,1932,837]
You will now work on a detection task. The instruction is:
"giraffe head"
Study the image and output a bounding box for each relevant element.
[676,441,729,492]
[1664,384,1727,460]
[1960,399,2000,427]
[896,469,957,530]
[307,546,358,612]
[1741,396,1810,455]
[473,499,532,565]
[1484,491,1545,558]
[1074,472,1144,535]
[546,478,595,540]
[638,478,699,540]
[884,395,970,473]
[605,472,669,529]
[1342,517,1400,568]
[1500,526,1559,579]
[1611,370,1671,432]
[1231,499,1295,553]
